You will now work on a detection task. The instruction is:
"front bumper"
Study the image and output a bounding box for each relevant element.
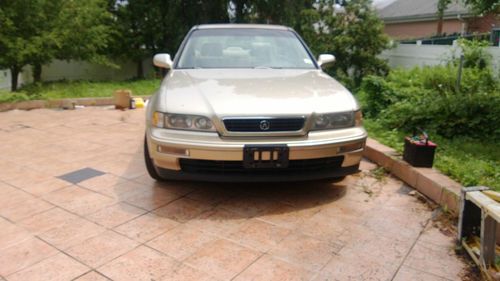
[156,164,360,183]
[147,126,367,181]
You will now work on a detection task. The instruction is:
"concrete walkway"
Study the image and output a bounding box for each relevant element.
[0,107,474,280]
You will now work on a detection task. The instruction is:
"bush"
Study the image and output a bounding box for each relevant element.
[357,64,499,139]
[381,92,500,138]
[357,68,428,118]
[456,39,492,69]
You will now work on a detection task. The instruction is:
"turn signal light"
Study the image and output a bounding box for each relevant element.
[339,142,364,153]
[157,145,189,156]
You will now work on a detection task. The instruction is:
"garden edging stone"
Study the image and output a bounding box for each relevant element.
[0,96,150,112]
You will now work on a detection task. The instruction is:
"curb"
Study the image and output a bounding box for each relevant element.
[0,96,150,112]
[363,138,461,214]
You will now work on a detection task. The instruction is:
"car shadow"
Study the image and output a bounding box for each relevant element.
[155,179,349,222]
[118,142,353,223]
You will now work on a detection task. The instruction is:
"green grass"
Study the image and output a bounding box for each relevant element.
[364,119,500,191]
[0,79,161,103]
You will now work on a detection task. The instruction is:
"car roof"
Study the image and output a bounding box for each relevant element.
[195,24,292,31]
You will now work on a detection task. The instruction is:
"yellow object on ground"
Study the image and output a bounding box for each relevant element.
[133,97,145,108]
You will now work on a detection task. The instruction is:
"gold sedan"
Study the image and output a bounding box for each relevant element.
[145,24,366,182]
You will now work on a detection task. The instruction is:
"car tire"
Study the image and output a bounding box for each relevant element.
[144,136,164,181]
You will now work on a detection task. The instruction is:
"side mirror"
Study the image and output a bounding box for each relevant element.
[317,54,335,68]
[153,53,173,69]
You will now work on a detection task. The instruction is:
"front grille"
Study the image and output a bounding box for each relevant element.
[223,118,305,132]
[179,156,344,175]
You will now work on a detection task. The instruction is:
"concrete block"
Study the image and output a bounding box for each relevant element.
[47,100,63,108]
[364,141,395,170]
[16,100,46,110]
[415,170,443,204]
[391,160,418,187]
[440,188,460,214]
[0,102,14,112]
[92,98,114,106]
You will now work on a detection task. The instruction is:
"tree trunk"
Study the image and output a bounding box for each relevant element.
[136,59,144,79]
[10,66,20,92]
[33,63,42,83]
[437,17,443,36]
[235,0,245,23]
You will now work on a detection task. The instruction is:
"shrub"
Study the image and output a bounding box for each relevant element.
[381,92,500,138]
[357,63,499,139]
[457,39,492,70]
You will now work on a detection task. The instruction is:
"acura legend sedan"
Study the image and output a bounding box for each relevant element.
[144,24,367,182]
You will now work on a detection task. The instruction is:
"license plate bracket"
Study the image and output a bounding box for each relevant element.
[243,145,289,169]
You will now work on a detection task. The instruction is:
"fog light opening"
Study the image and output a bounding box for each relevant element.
[339,142,364,153]
[157,145,190,156]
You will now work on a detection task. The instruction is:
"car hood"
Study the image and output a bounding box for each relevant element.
[156,69,358,117]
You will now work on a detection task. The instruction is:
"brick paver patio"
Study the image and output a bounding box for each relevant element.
[0,107,472,280]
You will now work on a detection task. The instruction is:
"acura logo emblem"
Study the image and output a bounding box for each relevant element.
[259,120,270,131]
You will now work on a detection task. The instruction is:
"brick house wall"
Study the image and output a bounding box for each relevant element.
[466,13,500,33]
[383,13,500,40]
[384,19,465,39]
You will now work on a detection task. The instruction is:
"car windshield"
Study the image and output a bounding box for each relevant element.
[176,28,317,69]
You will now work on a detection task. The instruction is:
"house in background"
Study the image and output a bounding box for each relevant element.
[378,0,500,39]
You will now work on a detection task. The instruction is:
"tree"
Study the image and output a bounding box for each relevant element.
[436,0,499,36]
[110,0,158,79]
[464,0,500,13]
[230,0,252,23]
[250,0,313,28]
[55,0,114,67]
[0,0,43,91]
[28,0,66,83]
[0,0,113,91]
[299,0,390,90]
[437,0,452,35]
[110,0,231,78]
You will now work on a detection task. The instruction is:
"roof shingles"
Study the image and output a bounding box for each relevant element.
[378,0,471,22]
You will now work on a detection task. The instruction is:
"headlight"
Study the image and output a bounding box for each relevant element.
[152,112,215,131]
[312,111,358,130]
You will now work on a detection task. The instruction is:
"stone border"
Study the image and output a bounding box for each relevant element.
[363,138,462,214]
[0,96,150,112]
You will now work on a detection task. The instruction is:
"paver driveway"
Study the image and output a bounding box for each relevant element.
[0,107,472,281]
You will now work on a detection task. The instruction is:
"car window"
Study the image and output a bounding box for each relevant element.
[177,28,316,69]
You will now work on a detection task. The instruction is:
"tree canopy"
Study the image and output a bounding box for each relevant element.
[300,0,390,89]
[1,0,390,91]
[464,0,500,13]
[0,0,113,91]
